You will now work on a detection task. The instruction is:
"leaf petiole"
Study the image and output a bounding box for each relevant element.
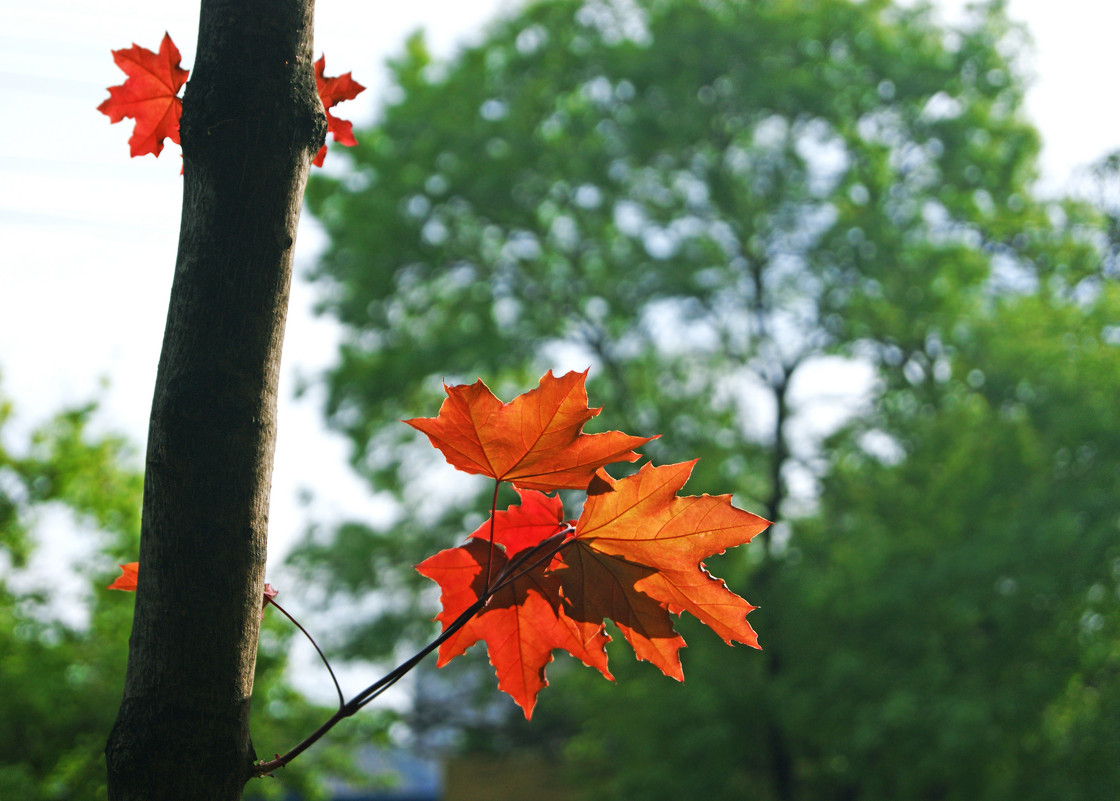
[483,478,501,592]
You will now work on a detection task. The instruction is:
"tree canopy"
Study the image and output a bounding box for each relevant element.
[300,0,1117,798]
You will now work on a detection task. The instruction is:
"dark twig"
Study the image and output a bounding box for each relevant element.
[250,523,576,779]
[266,596,345,709]
[252,594,486,776]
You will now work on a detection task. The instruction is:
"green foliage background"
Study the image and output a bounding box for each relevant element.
[6,0,1116,798]
[0,385,360,801]
[0,395,142,798]
[299,0,1120,799]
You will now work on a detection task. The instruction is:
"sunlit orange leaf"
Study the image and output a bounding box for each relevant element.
[98,33,189,158]
[405,370,654,491]
[312,55,365,167]
[570,461,769,652]
[107,562,139,591]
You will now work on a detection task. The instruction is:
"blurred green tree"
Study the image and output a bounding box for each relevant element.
[0,384,354,801]
[541,286,1120,801]
[298,0,1113,798]
[1084,149,1120,276]
[781,284,1120,800]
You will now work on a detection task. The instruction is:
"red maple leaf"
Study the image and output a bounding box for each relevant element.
[405,370,655,491]
[107,562,140,591]
[98,33,189,158]
[417,491,612,718]
[416,463,768,715]
[312,55,365,167]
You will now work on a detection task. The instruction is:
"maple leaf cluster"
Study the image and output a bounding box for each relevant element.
[410,370,770,717]
[98,34,363,166]
[107,370,768,722]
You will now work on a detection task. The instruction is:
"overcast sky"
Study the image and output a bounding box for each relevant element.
[1,0,1118,577]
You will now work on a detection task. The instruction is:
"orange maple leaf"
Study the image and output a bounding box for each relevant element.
[405,370,655,491]
[312,55,365,167]
[557,461,769,678]
[107,562,140,591]
[97,33,189,158]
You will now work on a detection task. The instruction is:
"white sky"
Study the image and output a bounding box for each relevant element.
[1,0,1118,578]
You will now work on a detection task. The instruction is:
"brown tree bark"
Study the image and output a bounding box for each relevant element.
[105,1,326,798]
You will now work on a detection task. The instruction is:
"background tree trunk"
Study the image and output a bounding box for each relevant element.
[105,1,325,798]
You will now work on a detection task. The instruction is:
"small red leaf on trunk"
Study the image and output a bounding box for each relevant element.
[107,562,139,591]
[312,55,365,166]
[98,33,188,158]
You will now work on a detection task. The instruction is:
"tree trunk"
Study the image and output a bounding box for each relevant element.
[761,367,796,801]
[105,1,325,798]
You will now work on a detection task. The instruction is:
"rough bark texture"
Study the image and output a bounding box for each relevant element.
[105,1,326,798]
